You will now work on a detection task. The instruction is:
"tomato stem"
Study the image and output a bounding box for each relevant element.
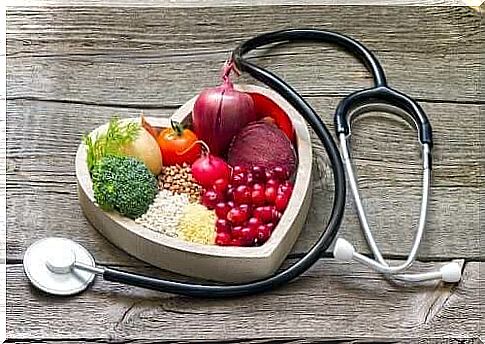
[170,120,184,136]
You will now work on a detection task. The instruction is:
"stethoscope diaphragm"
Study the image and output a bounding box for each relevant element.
[23,237,96,295]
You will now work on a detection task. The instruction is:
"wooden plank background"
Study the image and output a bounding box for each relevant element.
[6,4,484,342]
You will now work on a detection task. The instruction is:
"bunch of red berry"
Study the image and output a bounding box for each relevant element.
[201,165,294,247]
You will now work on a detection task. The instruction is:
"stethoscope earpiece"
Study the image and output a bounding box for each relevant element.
[23,29,461,297]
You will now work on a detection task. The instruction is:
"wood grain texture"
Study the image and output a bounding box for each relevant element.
[5,0,472,7]
[6,98,482,263]
[6,260,482,340]
[5,5,483,342]
[6,6,483,104]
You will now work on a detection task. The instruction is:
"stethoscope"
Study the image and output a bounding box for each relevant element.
[22,29,461,297]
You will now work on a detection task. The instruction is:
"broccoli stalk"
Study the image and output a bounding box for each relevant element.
[91,155,157,219]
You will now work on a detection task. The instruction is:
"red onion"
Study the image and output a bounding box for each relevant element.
[192,63,257,156]
[191,141,232,188]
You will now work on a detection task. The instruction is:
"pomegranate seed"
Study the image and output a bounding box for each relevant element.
[226,186,234,201]
[251,166,266,182]
[264,185,278,204]
[271,209,282,224]
[216,219,231,233]
[272,166,289,181]
[260,206,274,223]
[266,178,280,188]
[230,237,244,246]
[275,193,291,212]
[265,170,274,181]
[251,186,266,207]
[232,165,247,176]
[246,172,254,185]
[278,181,294,196]
[233,185,252,205]
[256,224,271,245]
[231,174,246,187]
[266,222,275,232]
[213,178,229,194]
[215,202,231,219]
[240,227,257,246]
[227,207,249,225]
[201,189,222,209]
[247,217,262,229]
[231,226,243,238]
[215,232,232,246]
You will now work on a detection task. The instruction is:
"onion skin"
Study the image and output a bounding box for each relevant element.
[121,127,163,175]
[192,81,257,156]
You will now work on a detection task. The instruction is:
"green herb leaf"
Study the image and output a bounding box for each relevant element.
[83,117,141,173]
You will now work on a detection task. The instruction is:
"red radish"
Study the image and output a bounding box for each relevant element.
[192,62,257,156]
[191,141,231,188]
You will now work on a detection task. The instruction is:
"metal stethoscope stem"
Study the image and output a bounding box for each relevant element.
[22,29,462,297]
[333,103,461,283]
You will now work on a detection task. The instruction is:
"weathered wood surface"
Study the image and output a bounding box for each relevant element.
[6,4,483,342]
[6,260,483,340]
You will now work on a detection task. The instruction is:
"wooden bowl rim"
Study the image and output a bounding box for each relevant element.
[76,84,312,259]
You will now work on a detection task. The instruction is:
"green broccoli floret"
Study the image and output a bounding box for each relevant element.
[91,155,158,219]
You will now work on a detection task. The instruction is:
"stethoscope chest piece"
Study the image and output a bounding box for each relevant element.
[23,237,96,295]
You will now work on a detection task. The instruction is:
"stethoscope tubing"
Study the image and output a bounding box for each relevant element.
[104,28,435,293]
[26,28,457,297]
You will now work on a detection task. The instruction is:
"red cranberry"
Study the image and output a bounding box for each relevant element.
[240,227,257,246]
[230,237,244,246]
[215,232,232,246]
[272,166,289,181]
[231,174,246,187]
[266,178,280,189]
[232,165,247,176]
[275,193,291,212]
[231,226,243,239]
[256,224,271,245]
[264,185,278,204]
[233,185,252,205]
[271,209,282,224]
[246,172,255,185]
[227,207,249,225]
[251,166,266,182]
[215,202,231,219]
[251,184,266,207]
[215,218,231,233]
[201,189,222,209]
[278,181,294,196]
[247,217,262,229]
[254,205,274,223]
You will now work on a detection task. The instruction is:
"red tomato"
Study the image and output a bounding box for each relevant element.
[157,120,201,166]
[249,92,295,142]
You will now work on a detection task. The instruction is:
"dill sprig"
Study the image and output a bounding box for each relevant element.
[83,117,140,173]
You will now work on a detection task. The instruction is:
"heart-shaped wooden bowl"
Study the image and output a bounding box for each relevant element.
[76,84,312,282]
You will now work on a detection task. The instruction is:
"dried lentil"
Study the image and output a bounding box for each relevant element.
[177,203,217,245]
[135,189,189,237]
[158,163,201,203]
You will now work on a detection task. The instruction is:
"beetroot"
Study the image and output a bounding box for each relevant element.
[227,121,297,176]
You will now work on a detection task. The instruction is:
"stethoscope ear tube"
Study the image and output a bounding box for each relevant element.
[334,86,433,148]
